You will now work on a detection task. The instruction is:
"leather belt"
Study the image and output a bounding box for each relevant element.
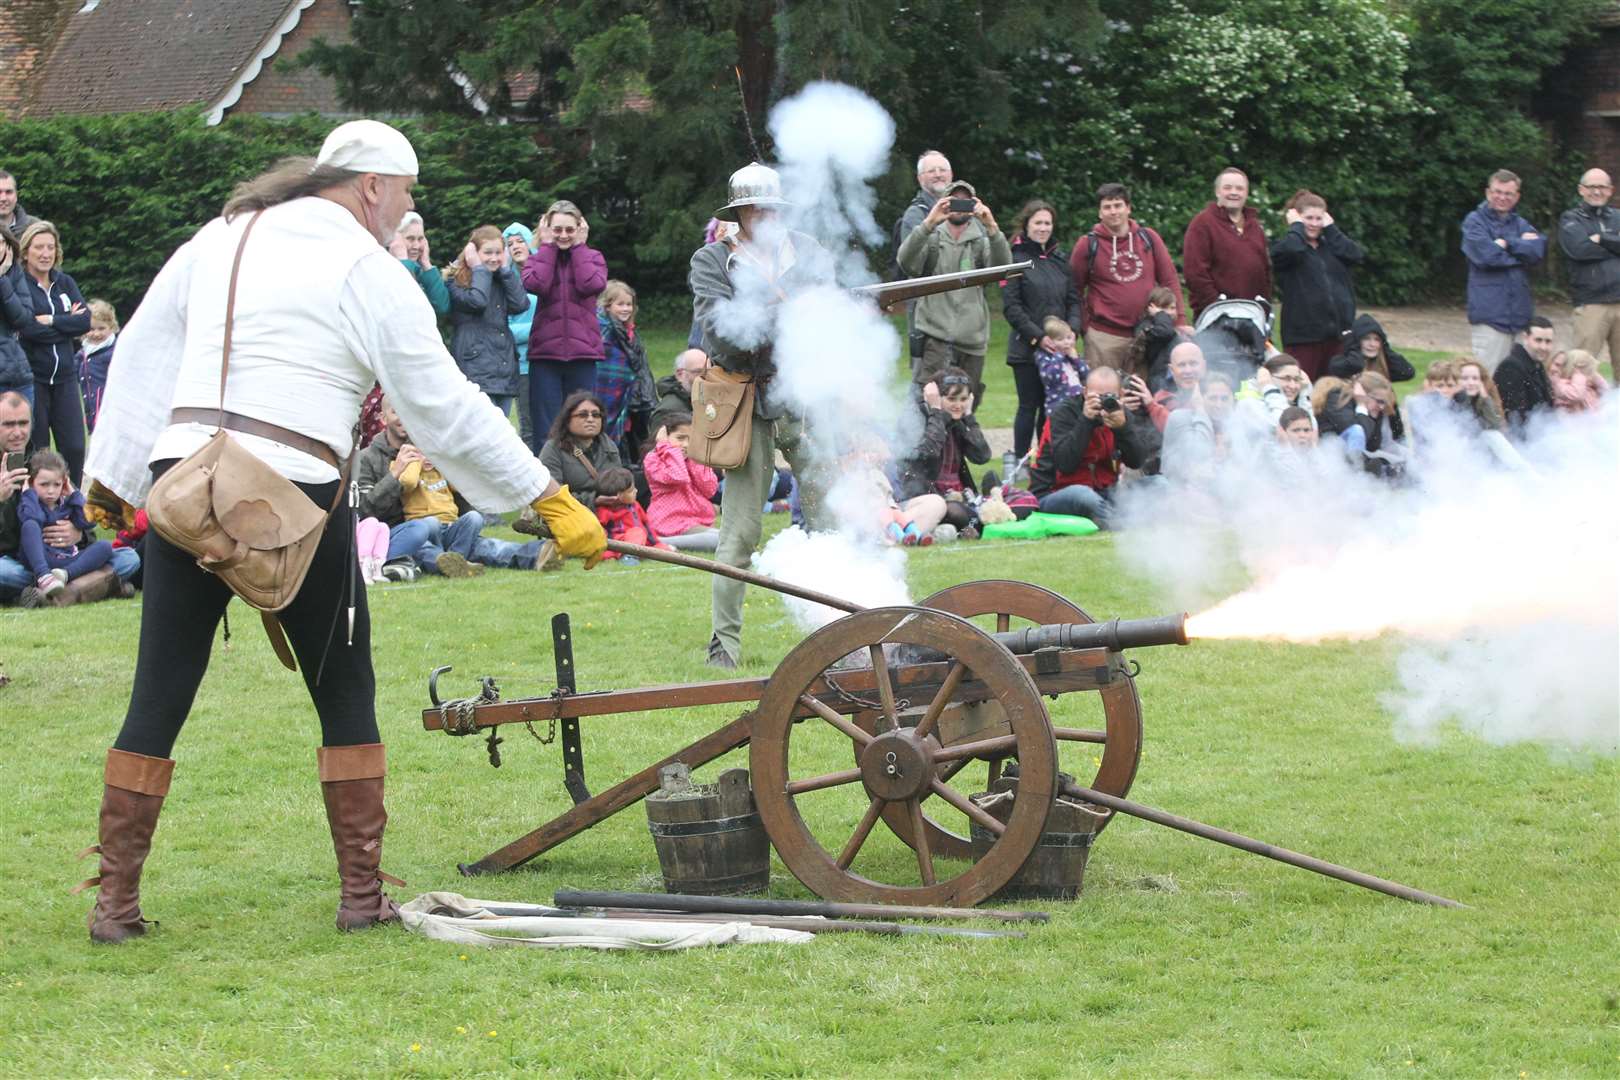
[169,408,342,470]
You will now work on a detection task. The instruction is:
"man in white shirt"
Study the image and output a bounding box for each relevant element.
[77,120,606,944]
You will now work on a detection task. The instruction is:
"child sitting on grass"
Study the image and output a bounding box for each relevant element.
[593,465,670,562]
[17,449,116,601]
[840,436,944,546]
[643,413,720,551]
[1035,315,1089,418]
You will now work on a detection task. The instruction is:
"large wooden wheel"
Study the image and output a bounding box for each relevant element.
[750,606,1058,906]
[856,580,1143,860]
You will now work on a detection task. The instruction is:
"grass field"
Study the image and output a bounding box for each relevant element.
[2,525,1615,1077]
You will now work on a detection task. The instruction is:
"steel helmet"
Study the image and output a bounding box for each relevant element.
[715,161,791,217]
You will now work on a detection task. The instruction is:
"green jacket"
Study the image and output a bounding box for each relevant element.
[401,258,451,318]
[897,218,1012,354]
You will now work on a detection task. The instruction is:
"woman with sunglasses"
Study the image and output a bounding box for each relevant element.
[538,390,623,516]
[522,200,608,450]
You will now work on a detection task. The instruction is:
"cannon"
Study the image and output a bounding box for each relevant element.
[423,542,1461,909]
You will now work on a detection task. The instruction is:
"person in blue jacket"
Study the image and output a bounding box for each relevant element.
[503,222,540,446]
[0,232,34,409]
[12,221,90,484]
[1461,169,1546,374]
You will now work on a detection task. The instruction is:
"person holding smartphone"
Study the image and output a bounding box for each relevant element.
[1026,366,1160,527]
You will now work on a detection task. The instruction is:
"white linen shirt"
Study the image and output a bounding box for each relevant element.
[86,196,549,510]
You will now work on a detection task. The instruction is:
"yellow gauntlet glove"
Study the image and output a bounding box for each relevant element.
[532,485,608,569]
[83,480,135,533]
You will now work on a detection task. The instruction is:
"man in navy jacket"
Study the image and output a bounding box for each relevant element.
[1461,169,1545,374]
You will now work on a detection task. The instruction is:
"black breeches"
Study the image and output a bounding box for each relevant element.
[112,467,378,759]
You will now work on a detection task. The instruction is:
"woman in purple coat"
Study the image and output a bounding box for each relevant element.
[521,200,608,451]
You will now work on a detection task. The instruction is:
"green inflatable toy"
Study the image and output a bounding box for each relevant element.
[981,511,1100,540]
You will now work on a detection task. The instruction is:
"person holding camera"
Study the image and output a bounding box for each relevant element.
[897,180,1012,410]
[1027,366,1160,527]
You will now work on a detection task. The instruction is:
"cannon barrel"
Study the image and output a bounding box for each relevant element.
[990,613,1188,655]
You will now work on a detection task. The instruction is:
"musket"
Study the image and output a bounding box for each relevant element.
[852,261,1032,309]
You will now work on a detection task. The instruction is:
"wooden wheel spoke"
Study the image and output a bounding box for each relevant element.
[868,644,900,728]
[785,768,863,796]
[996,612,1011,633]
[911,661,966,743]
[908,798,936,885]
[931,778,1006,837]
[931,732,1018,763]
[1053,727,1107,744]
[837,796,886,870]
[800,693,873,746]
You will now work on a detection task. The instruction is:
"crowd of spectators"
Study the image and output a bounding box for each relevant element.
[1,152,1614,616]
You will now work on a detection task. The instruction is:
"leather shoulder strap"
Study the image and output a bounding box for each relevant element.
[217,211,265,425]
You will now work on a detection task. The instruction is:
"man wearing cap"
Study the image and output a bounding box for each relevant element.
[688,162,834,670]
[897,180,1012,410]
[76,120,607,944]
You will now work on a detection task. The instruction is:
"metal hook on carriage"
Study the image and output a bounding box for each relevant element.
[428,665,453,707]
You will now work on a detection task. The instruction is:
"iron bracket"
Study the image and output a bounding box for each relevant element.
[553,613,591,805]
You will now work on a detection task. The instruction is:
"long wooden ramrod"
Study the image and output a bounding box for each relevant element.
[605,540,863,613]
[1060,782,1466,909]
[553,889,1049,923]
[543,908,1024,939]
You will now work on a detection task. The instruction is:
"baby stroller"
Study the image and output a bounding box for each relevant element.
[1193,296,1274,383]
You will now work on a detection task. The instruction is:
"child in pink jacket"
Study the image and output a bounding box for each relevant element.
[643,412,719,551]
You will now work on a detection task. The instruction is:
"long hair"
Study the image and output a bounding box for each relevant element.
[1011,199,1056,245]
[448,225,503,288]
[223,157,364,221]
[1456,358,1504,412]
[547,389,606,447]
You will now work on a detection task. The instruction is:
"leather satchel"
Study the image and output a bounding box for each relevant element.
[145,211,356,667]
[688,366,755,470]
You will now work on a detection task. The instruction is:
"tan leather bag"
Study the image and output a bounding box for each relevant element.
[145,211,355,665]
[688,366,755,470]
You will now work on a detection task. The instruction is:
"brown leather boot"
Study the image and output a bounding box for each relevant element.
[77,749,174,944]
[318,743,402,931]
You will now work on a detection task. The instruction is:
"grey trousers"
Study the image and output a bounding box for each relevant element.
[711,414,824,662]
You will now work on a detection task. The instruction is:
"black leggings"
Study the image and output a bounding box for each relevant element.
[1010,362,1045,460]
[112,466,378,759]
[32,377,87,486]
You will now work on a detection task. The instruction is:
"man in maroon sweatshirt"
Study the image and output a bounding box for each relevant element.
[1070,182,1188,370]
[1182,167,1271,316]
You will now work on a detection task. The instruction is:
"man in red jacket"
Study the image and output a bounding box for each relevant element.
[1182,167,1271,316]
[1071,182,1187,370]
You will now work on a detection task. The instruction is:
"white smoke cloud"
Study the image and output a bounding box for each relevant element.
[1117,394,1619,756]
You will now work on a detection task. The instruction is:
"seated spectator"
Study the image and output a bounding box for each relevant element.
[1035,316,1089,418]
[0,232,33,406]
[644,413,720,552]
[839,435,944,546]
[1329,314,1415,383]
[596,280,656,460]
[355,396,557,577]
[1127,286,1181,392]
[0,391,138,606]
[1267,405,1342,490]
[15,221,90,485]
[1239,353,1314,423]
[1453,358,1508,434]
[897,367,992,537]
[1547,348,1609,412]
[1160,374,1236,486]
[1315,371,1408,478]
[1142,342,1206,432]
[503,223,540,447]
[15,449,117,601]
[651,348,708,439]
[592,465,670,562]
[1028,366,1160,526]
[538,390,623,514]
[447,225,528,418]
[1494,315,1556,439]
[1403,358,1462,450]
[78,299,118,432]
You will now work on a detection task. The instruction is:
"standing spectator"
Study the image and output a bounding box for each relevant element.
[0,171,32,240]
[595,280,656,457]
[386,211,450,318]
[1494,316,1557,437]
[643,413,720,552]
[1329,314,1415,383]
[538,390,623,514]
[0,233,32,407]
[1270,190,1365,379]
[1027,366,1160,526]
[898,180,1012,408]
[651,347,707,438]
[503,223,540,446]
[79,299,118,431]
[1034,316,1089,418]
[446,225,528,418]
[1072,183,1186,370]
[13,221,90,485]
[522,200,607,451]
[892,150,955,366]
[1001,199,1081,459]
[1461,169,1546,372]
[1557,168,1620,363]
[1183,167,1271,316]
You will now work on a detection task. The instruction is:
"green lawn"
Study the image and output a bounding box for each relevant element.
[2,533,1614,1077]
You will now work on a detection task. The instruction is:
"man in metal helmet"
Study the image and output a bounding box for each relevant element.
[688,162,834,669]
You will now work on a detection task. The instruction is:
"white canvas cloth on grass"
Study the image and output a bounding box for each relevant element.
[398,892,814,950]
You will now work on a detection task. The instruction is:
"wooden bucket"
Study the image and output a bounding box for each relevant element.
[969,774,1111,900]
[644,764,770,895]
